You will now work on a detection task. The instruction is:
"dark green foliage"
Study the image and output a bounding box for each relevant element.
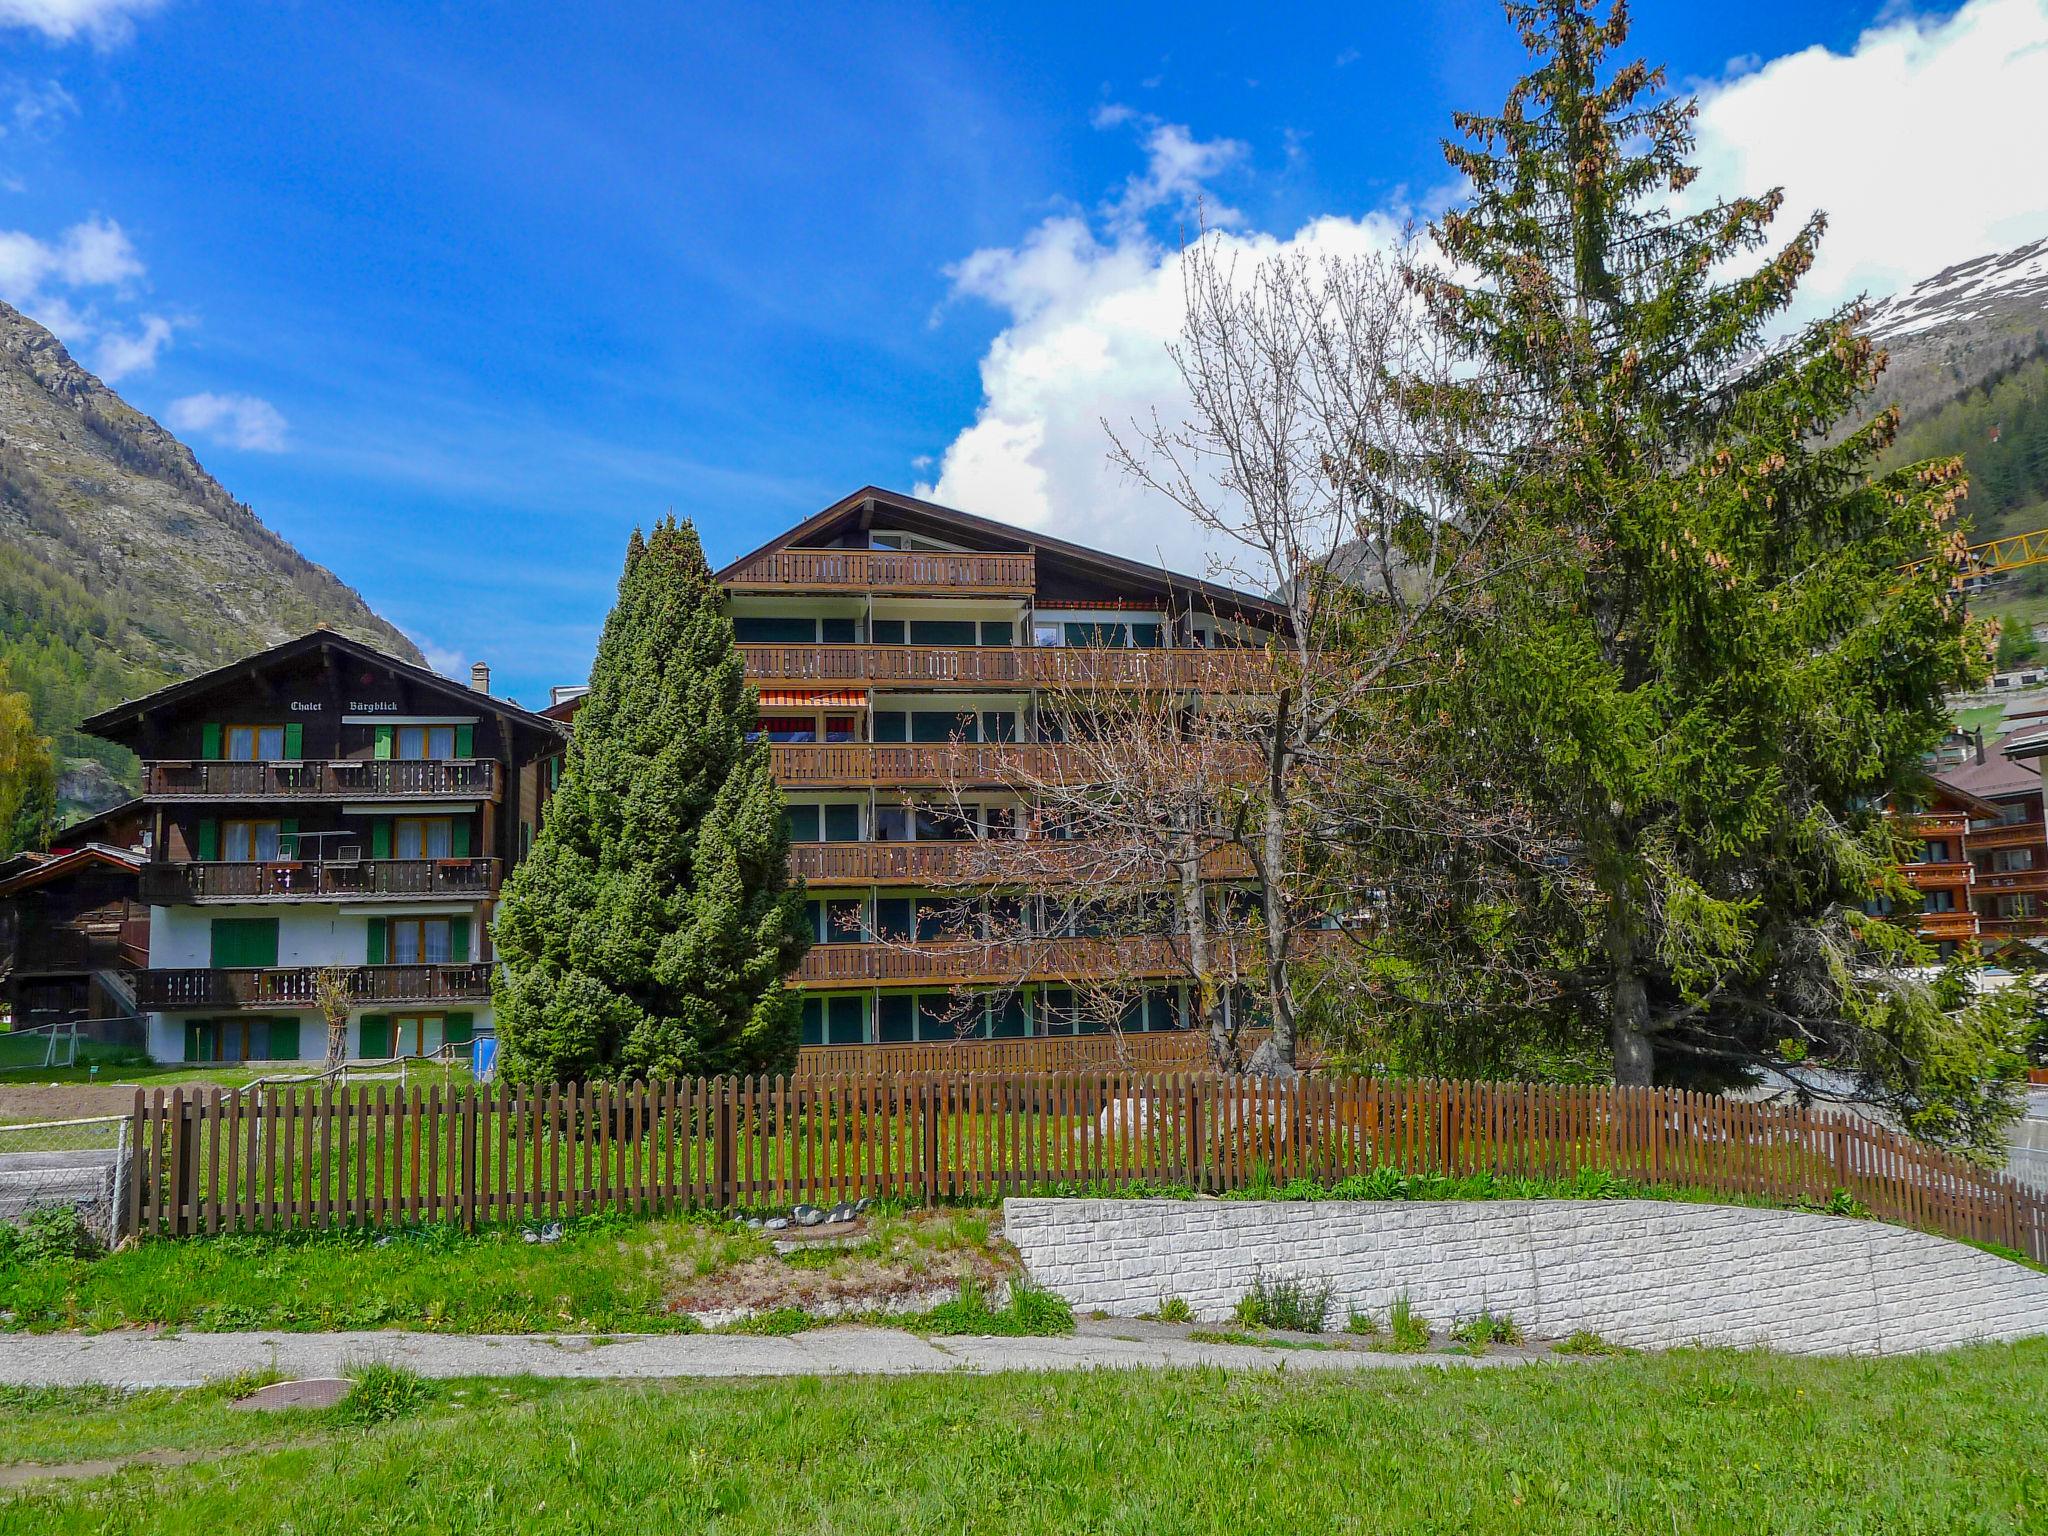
[0,1206,98,1266]
[1407,1,2034,1153]
[1232,1271,1333,1332]
[339,1362,432,1424]
[493,518,810,1083]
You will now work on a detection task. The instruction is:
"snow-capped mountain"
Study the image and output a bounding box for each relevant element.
[1862,237,2048,420]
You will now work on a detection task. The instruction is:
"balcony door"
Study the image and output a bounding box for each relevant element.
[394,817,455,860]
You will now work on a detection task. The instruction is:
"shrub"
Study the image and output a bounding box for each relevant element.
[1343,1307,1379,1336]
[1148,1296,1194,1324]
[1449,1311,1524,1349]
[914,1276,1075,1338]
[1234,1272,1334,1333]
[0,1205,98,1266]
[340,1362,431,1424]
[1376,1292,1431,1352]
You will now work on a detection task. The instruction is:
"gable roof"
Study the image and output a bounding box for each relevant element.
[1940,727,2045,800]
[715,486,1288,624]
[80,629,568,747]
[0,842,145,899]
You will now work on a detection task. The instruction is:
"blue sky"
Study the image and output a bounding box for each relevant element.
[4,0,2046,704]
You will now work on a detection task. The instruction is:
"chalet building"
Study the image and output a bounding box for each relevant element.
[552,487,1291,1050]
[0,802,150,1036]
[1940,722,2048,942]
[79,632,566,1063]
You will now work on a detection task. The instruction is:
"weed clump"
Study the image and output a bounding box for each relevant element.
[1233,1272,1334,1333]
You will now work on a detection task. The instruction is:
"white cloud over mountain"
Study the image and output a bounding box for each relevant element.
[0,0,164,45]
[923,0,2048,576]
[166,391,290,453]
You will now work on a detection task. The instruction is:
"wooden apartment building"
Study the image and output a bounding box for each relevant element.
[80,632,566,1063]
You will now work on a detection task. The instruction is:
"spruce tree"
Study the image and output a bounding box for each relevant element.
[1413,1,2036,1152]
[493,518,810,1082]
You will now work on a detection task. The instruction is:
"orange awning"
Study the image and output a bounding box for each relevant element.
[758,689,867,709]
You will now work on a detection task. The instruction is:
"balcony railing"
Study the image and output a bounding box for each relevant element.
[740,643,1274,693]
[1900,859,1974,890]
[1909,812,1972,838]
[135,963,492,1012]
[1965,819,2045,851]
[141,858,502,905]
[770,741,1262,788]
[1974,867,2048,896]
[1916,911,1979,941]
[143,759,500,802]
[788,840,1257,887]
[724,547,1037,595]
[792,928,1344,987]
[0,924,148,975]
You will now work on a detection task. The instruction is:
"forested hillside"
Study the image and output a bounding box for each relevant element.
[0,300,421,821]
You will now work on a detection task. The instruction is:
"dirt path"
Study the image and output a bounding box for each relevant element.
[0,1444,258,1488]
[0,1084,194,1121]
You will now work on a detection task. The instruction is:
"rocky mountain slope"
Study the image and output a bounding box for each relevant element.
[1864,236,2048,421]
[0,299,421,814]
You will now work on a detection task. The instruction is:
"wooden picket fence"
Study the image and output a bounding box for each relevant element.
[127,1075,2048,1262]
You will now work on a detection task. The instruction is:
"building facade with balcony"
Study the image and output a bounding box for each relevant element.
[81,632,567,1063]
[1937,722,2048,945]
[551,486,1292,1050]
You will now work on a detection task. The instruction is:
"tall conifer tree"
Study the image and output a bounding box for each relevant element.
[494,518,810,1082]
[1412,1,2035,1150]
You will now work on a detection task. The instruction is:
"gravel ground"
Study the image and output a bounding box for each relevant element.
[0,1319,1544,1389]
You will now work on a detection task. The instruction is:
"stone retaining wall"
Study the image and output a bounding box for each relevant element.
[1004,1197,2048,1354]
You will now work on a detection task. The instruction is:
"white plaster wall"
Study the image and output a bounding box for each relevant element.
[144,1008,495,1063]
[1004,1198,2048,1356]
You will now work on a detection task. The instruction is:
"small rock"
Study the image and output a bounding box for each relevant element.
[539,1222,564,1244]
[795,1206,826,1228]
[763,1216,790,1232]
[826,1202,856,1224]
[853,1197,873,1214]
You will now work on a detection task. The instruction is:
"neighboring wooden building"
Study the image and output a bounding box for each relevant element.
[1939,722,2048,943]
[80,631,567,1063]
[0,841,149,1035]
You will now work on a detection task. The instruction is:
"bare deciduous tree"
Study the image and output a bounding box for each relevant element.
[312,964,358,1071]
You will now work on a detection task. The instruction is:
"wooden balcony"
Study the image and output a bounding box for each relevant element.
[141,858,502,905]
[788,840,1257,887]
[135,963,492,1012]
[1966,819,2045,851]
[1974,867,2048,897]
[1901,859,1974,891]
[1915,911,1980,941]
[740,643,1273,693]
[1909,812,1971,838]
[771,743,1071,788]
[1977,916,2048,939]
[725,547,1036,596]
[144,759,500,803]
[1,922,148,976]
[792,928,1343,988]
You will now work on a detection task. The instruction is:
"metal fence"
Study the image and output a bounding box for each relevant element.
[0,1115,131,1249]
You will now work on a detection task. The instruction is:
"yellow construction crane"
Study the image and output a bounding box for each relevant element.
[1932,527,2048,582]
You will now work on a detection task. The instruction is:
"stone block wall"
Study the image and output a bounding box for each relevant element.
[1003,1197,2048,1354]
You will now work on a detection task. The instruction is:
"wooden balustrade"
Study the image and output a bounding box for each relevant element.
[143,759,500,802]
[739,642,1274,692]
[724,547,1037,594]
[770,742,1068,787]
[793,928,1343,987]
[1964,819,2045,851]
[141,858,502,904]
[134,963,492,1011]
[1974,867,2048,896]
[787,839,1257,886]
[1916,911,1980,940]
[1900,859,1974,889]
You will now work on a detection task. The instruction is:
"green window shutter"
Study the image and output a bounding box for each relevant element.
[443,1012,473,1047]
[451,819,471,858]
[279,818,299,859]
[358,1015,389,1059]
[448,914,470,963]
[283,722,303,760]
[184,1020,213,1062]
[195,819,219,862]
[266,1017,301,1060]
[210,918,277,969]
[549,756,561,789]
[371,819,391,860]
[366,917,387,966]
[454,723,474,758]
[374,725,394,760]
[200,722,222,760]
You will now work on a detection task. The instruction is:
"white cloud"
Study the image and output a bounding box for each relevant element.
[1,78,77,138]
[924,2,2048,579]
[165,391,289,452]
[0,214,140,302]
[91,311,173,380]
[0,0,164,45]
[1691,0,2048,323]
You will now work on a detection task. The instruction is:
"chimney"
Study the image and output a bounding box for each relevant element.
[470,661,492,694]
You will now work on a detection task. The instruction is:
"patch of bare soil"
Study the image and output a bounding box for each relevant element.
[0,1444,265,1488]
[667,1208,1020,1317]
[0,1084,159,1122]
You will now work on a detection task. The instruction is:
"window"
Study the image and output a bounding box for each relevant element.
[874,711,907,743]
[395,725,457,761]
[389,917,453,965]
[871,619,908,645]
[1923,838,1952,862]
[919,994,973,1042]
[908,619,977,647]
[821,617,859,643]
[754,715,817,743]
[873,897,914,941]
[878,993,915,1042]
[225,725,286,762]
[1032,622,1063,647]
[980,621,1014,646]
[823,715,859,743]
[732,615,818,644]
[810,898,864,944]
[823,803,861,842]
[786,804,821,842]
[1923,891,1957,913]
[874,804,912,842]
[824,995,865,1045]
[911,710,975,743]
[985,711,1018,743]
[1144,988,1183,1031]
[223,820,284,862]
[394,817,455,860]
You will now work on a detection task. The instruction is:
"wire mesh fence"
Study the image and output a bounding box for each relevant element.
[0,1115,130,1250]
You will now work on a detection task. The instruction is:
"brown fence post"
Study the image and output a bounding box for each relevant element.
[125,1089,146,1241]
[713,1078,735,1211]
[459,1088,479,1231]
[921,1077,940,1203]
[1184,1076,1202,1192]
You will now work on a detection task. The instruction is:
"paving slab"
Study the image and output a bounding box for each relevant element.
[0,1323,1536,1390]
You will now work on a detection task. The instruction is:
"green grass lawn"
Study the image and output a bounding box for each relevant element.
[2,1344,2044,1533]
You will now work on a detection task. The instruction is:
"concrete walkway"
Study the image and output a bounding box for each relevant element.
[0,1321,1542,1389]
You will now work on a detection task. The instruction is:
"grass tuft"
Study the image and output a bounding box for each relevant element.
[1372,1291,1431,1352]
[1233,1271,1333,1333]
[338,1362,431,1425]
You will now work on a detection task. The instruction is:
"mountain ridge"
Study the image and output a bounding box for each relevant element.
[0,298,423,816]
